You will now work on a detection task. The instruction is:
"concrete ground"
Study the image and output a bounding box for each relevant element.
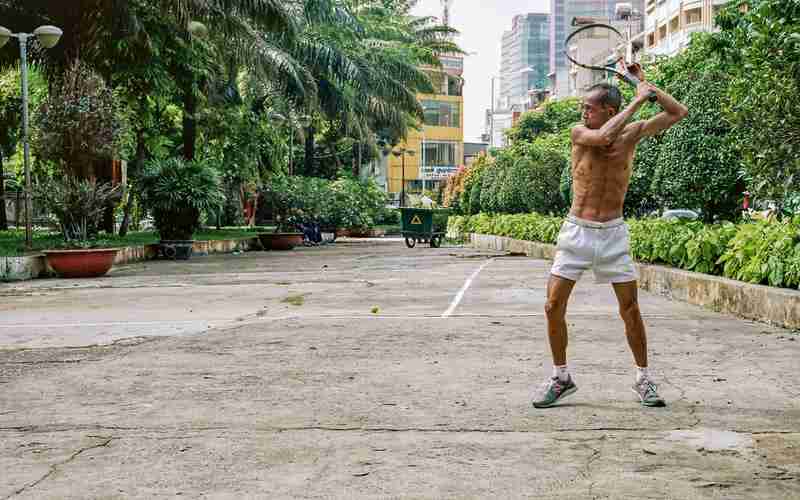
[1,239,798,499]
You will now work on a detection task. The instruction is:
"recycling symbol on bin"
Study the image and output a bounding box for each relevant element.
[410,215,422,225]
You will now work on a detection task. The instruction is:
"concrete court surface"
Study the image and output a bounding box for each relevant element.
[1,239,798,499]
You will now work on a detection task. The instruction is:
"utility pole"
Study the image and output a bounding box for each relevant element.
[440,0,454,27]
[490,76,496,149]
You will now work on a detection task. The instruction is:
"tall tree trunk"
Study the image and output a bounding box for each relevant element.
[182,82,197,161]
[0,153,7,231]
[103,205,115,234]
[304,125,315,176]
[119,128,147,237]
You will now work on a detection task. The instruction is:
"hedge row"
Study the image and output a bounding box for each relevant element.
[448,213,800,290]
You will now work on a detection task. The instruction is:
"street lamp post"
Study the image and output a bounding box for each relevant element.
[392,148,415,208]
[268,113,311,176]
[0,25,63,249]
[489,76,496,149]
[293,115,311,176]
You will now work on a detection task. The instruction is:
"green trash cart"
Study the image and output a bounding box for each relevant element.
[400,207,449,248]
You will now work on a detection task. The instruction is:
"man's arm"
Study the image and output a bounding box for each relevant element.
[571,93,650,147]
[631,84,689,139]
[622,63,688,140]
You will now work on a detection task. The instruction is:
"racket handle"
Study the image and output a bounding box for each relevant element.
[625,73,659,103]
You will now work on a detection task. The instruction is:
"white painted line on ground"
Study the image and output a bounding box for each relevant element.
[441,258,495,318]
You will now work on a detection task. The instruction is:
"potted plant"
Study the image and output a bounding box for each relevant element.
[29,60,127,277]
[258,175,305,250]
[139,157,224,259]
[35,177,121,278]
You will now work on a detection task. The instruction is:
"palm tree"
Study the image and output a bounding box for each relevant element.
[268,0,463,176]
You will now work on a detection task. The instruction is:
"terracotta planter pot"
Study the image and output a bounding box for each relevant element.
[258,232,303,251]
[335,228,350,238]
[43,248,119,278]
[346,228,372,238]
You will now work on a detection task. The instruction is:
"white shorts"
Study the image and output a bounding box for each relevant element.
[550,215,639,284]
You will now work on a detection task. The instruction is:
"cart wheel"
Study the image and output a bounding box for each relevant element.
[405,236,417,248]
[430,235,440,248]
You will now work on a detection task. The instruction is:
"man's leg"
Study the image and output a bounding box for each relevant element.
[612,281,665,407]
[611,281,647,367]
[546,274,576,366]
[533,274,578,408]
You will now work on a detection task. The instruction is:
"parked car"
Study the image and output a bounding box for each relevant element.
[661,209,700,221]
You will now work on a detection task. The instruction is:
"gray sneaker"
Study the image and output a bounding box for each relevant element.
[532,375,578,408]
[632,377,666,407]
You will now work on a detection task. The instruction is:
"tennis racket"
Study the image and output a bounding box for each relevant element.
[564,23,657,103]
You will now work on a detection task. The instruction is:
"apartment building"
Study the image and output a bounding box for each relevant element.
[386,54,465,199]
[644,0,729,57]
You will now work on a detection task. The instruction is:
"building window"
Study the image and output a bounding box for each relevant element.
[405,180,424,193]
[685,7,702,25]
[440,56,463,73]
[423,141,458,167]
[647,32,656,47]
[422,100,461,128]
[669,15,679,34]
[658,24,667,41]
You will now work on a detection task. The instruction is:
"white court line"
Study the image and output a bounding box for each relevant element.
[441,258,495,318]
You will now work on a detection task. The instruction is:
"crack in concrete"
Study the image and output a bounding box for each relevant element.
[659,372,701,429]
[0,336,161,353]
[2,425,797,437]
[4,359,96,365]
[3,436,114,499]
[584,446,601,499]
[752,360,800,400]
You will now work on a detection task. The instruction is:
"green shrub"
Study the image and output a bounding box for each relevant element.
[492,134,570,216]
[140,157,225,240]
[718,218,800,287]
[460,156,491,215]
[374,206,400,225]
[642,35,744,222]
[261,174,387,231]
[34,176,121,245]
[479,164,502,214]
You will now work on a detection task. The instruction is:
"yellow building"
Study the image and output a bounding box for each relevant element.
[388,55,464,200]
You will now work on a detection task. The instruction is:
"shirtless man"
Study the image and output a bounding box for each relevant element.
[532,67,688,409]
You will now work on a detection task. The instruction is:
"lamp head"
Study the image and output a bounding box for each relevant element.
[0,26,12,49]
[188,21,209,38]
[34,25,62,49]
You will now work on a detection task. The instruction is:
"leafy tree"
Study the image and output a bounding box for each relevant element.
[642,35,744,222]
[714,0,800,211]
[505,97,581,144]
[0,67,47,230]
[494,132,569,215]
[0,70,21,231]
[31,61,127,178]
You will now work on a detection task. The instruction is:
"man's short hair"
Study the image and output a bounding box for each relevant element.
[587,83,622,112]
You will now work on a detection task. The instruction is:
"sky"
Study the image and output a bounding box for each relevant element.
[411,1,551,143]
